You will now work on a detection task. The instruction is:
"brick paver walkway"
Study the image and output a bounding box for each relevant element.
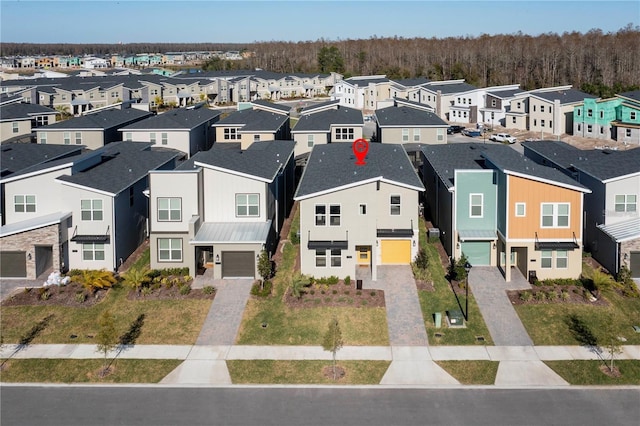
[468,266,533,346]
[195,279,254,346]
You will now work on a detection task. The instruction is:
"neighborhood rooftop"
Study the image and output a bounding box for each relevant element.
[38,108,152,130]
[0,143,84,180]
[375,105,447,126]
[294,143,424,198]
[119,107,221,131]
[292,106,363,131]
[212,108,289,131]
[531,88,596,104]
[0,102,56,120]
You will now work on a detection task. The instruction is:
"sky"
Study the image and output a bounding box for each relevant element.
[1,0,638,44]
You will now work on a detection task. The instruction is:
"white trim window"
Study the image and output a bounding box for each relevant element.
[75,132,82,145]
[64,132,71,144]
[515,202,526,217]
[413,129,420,142]
[470,193,483,218]
[541,203,570,228]
[330,249,342,267]
[81,199,103,221]
[224,128,239,140]
[390,195,401,215]
[541,250,552,268]
[335,128,354,140]
[329,204,341,226]
[236,194,259,217]
[83,243,105,261]
[161,132,168,145]
[315,249,327,267]
[307,134,314,148]
[39,132,47,144]
[158,197,181,221]
[12,122,19,134]
[615,194,637,212]
[359,204,367,215]
[315,205,326,226]
[14,195,36,212]
[150,132,156,144]
[402,128,409,142]
[158,238,182,262]
[556,250,568,268]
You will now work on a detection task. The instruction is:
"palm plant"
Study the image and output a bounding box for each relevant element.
[121,266,149,293]
[79,269,116,293]
[290,272,311,299]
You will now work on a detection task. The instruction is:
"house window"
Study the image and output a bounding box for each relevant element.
[517,102,521,109]
[541,120,546,127]
[577,109,581,116]
[81,199,103,221]
[331,249,342,267]
[512,117,516,124]
[64,132,70,144]
[600,126,604,134]
[158,238,182,261]
[157,197,181,221]
[14,195,36,212]
[224,128,239,140]
[533,119,537,126]
[335,128,354,140]
[161,133,168,145]
[533,105,536,112]
[315,249,327,267]
[402,128,409,142]
[631,112,637,120]
[236,194,259,217]
[541,105,545,113]
[541,250,552,268]
[39,132,47,144]
[390,195,401,215]
[125,132,132,141]
[491,99,496,107]
[587,125,593,133]
[150,133,156,144]
[615,195,637,212]
[541,203,570,228]
[577,124,581,131]
[470,193,483,218]
[307,134,314,147]
[556,250,568,268]
[587,109,593,117]
[315,205,326,226]
[12,122,19,133]
[515,202,526,217]
[359,204,367,215]
[83,243,105,261]
[626,129,632,137]
[599,111,604,119]
[75,132,82,144]
[437,128,444,141]
[413,129,420,142]
[329,205,341,226]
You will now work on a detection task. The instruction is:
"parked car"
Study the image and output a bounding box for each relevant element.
[462,128,482,137]
[447,125,465,135]
[490,133,517,144]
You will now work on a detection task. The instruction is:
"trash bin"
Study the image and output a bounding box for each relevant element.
[528,270,537,285]
[356,279,363,290]
[434,312,442,328]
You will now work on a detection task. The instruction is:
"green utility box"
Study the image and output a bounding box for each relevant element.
[434,312,442,328]
[447,309,464,327]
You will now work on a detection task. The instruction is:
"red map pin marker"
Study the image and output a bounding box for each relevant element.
[352,138,369,166]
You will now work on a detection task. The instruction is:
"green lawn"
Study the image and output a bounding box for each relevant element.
[0,359,181,383]
[416,220,494,345]
[545,360,640,385]
[436,361,499,384]
[1,285,212,345]
[227,360,390,384]
[128,247,150,271]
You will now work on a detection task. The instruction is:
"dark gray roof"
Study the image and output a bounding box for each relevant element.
[344,77,390,86]
[213,109,289,132]
[375,105,448,127]
[188,140,295,181]
[0,143,84,180]
[292,106,363,132]
[618,90,640,103]
[300,99,340,114]
[394,77,431,87]
[251,99,291,113]
[120,108,221,131]
[532,88,596,104]
[424,82,477,94]
[38,108,153,131]
[522,140,640,181]
[0,102,57,121]
[295,143,424,198]
[487,88,525,98]
[56,142,178,194]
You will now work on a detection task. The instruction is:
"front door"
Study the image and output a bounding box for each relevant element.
[356,245,371,265]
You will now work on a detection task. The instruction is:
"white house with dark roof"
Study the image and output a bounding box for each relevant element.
[332,75,393,112]
[212,108,291,150]
[447,84,522,126]
[522,141,640,277]
[119,106,221,158]
[416,80,477,120]
[0,102,57,143]
[148,140,296,279]
[374,104,449,145]
[294,143,424,281]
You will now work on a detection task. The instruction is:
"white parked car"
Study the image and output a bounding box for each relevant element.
[490,133,517,144]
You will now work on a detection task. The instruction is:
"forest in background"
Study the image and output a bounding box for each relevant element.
[3,26,639,97]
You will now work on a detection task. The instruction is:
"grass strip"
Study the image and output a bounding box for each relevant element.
[435,360,499,384]
[544,360,640,385]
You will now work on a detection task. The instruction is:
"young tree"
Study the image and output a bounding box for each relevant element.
[96,310,118,376]
[257,250,271,290]
[600,316,623,374]
[322,316,344,380]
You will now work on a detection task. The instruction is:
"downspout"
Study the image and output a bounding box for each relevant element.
[112,196,117,273]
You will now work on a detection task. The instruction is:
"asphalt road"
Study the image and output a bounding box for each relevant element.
[2,386,638,426]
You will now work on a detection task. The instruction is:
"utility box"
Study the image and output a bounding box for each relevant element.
[434,312,442,328]
[528,270,537,285]
[447,309,464,327]
[428,228,440,239]
[356,279,363,290]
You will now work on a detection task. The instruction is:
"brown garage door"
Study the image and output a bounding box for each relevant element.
[630,251,640,278]
[221,251,255,278]
[1,251,27,278]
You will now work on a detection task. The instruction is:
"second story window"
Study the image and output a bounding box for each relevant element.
[75,132,82,144]
[541,203,570,228]
[224,128,239,140]
[631,112,637,120]
[150,132,156,144]
[39,132,47,144]
[470,194,483,218]
[64,132,70,144]
[335,128,354,140]
[402,128,409,142]
[315,205,326,226]
[390,195,401,215]
[81,199,103,221]
[307,134,314,148]
[615,195,637,212]
[161,133,168,145]
[236,194,259,217]
[329,205,341,226]
[12,122,19,133]
[14,195,36,213]
[158,197,182,221]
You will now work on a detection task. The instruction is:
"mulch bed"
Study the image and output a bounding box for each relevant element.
[507,285,610,306]
[284,280,385,309]
[1,282,107,307]
[126,284,215,301]
[415,279,435,292]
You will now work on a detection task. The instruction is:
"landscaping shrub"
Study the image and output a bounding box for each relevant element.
[519,291,533,302]
[314,276,340,285]
[141,287,153,296]
[147,269,162,279]
[203,286,216,295]
[74,292,86,303]
[535,291,547,302]
[540,278,581,286]
[77,269,116,293]
[370,291,377,297]
[179,284,191,296]
[344,276,351,285]
[332,289,338,295]
[561,290,570,301]
[547,290,558,301]
[251,280,272,298]
[414,248,429,270]
[39,289,51,301]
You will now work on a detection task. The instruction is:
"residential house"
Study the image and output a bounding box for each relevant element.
[119,106,221,158]
[212,108,291,150]
[448,85,521,126]
[612,90,640,145]
[0,142,178,278]
[148,140,296,278]
[478,87,525,127]
[422,143,590,282]
[291,102,364,159]
[332,75,393,112]
[0,102,57,143]
[36,108,153,150]
[389,78,432,104]
[573,97,621,140]
[374,103,448,145]
[294,143,424,281]
[522,141,640,277]
[416,80,477,121]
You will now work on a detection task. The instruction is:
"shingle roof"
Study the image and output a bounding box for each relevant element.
[344,77,390,86]
[251,99,291,113]
[532,88,596,104]
[0,143,84,180]
[56,142,178,194]
[618,90,640,103]
[38,108,153,131]
[394,77,431,87]
[213,109,289,132]
[0,102,57,121]
[294,143,424,199]
[119,108,221,131]
[487,88,525,98]
[292,106,363,132]
[300,99,340,114]
[188,140,295,182]
[424,82,477,94]
[375,105,448,127]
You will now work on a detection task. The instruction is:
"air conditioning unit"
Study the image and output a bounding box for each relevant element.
[428,228,440,239]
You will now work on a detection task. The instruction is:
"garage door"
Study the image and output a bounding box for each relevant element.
[460,242,491,266]
[1,251,27,278]
[630,251,640,278]
[381,240,411,264]
[221,251,255,278]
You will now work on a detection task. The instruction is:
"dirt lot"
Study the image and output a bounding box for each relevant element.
[494,125,636,151]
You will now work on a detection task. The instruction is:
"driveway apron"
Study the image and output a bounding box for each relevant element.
[468,267,533,346]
